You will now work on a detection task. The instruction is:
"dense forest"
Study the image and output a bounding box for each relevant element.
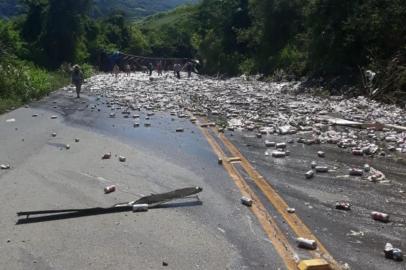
[1,0,406,113]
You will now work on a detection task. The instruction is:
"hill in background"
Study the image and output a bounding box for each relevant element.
[0,0,198,19]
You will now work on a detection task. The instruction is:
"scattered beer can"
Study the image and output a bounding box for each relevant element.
[352,148,364,156]
[218,158,223,165]
[311,161,317,169]
[384,243,404,261]
[241,196,253,207]
[104,185,116,194]
[296,237,317,250]
[102,152,112,159]
[132,204,149,212]
[265,141,276,147]
[349,168,363,176]
[0,164,10,170]
[315,166,328,173]
[276,142,287,149]
[335,201,351,211]
[305,170,314,179]
[272,151,286,158]
[364,164,371,172]
[371,211,390,223]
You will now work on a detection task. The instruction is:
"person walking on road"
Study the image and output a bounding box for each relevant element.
[71,65,83,98]
[124,63,131,76]
[157,61,162,76]
[147,62,154,76]
[174,63,181,79]
[184,60,194,78]
[113,64,120,78]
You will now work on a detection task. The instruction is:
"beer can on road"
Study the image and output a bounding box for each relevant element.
[104,185,116,194]
[371,211,390,223]
[296,237,317,250]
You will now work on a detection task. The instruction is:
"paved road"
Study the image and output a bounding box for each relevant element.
[0,72,405,269]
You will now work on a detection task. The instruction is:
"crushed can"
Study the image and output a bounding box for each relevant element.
[104,185,116,194]
[335,201,351,211]
[241,196,253,207]
[305,170,314,179]
[102,152,112,159]
[315,166,328,173]
[349,168,363,176]
[311,161,317,169]
[218,158,223,165]
[272,151,286,158]
[296,237,317,250]
[371,211,390,223]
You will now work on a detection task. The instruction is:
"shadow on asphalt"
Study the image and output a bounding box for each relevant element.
[16,201,203,225]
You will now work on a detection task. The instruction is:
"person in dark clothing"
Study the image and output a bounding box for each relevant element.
[174,63,181,79]
[157,61,162,76]
[148,62,154,76]
[71,65,83,98]
[185,61,194,78]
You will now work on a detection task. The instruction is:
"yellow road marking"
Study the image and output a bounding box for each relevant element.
[216,131,341,270]
[199,127,299,269]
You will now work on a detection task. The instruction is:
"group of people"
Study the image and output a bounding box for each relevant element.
[70,59,197,99]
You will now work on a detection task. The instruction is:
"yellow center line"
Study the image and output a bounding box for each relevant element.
[217,131,341,270]
[198,126,299,269]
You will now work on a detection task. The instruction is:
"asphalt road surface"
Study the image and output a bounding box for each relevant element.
[0,72,405,270]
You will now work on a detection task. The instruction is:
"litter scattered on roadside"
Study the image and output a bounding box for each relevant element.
[371,211,390,223]
[317,151,325,157]
[305,170,314,179]
[349,168,363,176]
[384,243,403,261]
[272,151,286,158]
[335,201,351,211]
[315,166,328,173]
[104,185,116,194]
[241,196,253,207]
[0,164,11,170]
[102,152,112,159]
[296,237,317,250]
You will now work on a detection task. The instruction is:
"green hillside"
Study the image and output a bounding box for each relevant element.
[0,0,198,19]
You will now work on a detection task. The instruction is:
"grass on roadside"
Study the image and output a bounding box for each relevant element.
[0,58,96,114]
